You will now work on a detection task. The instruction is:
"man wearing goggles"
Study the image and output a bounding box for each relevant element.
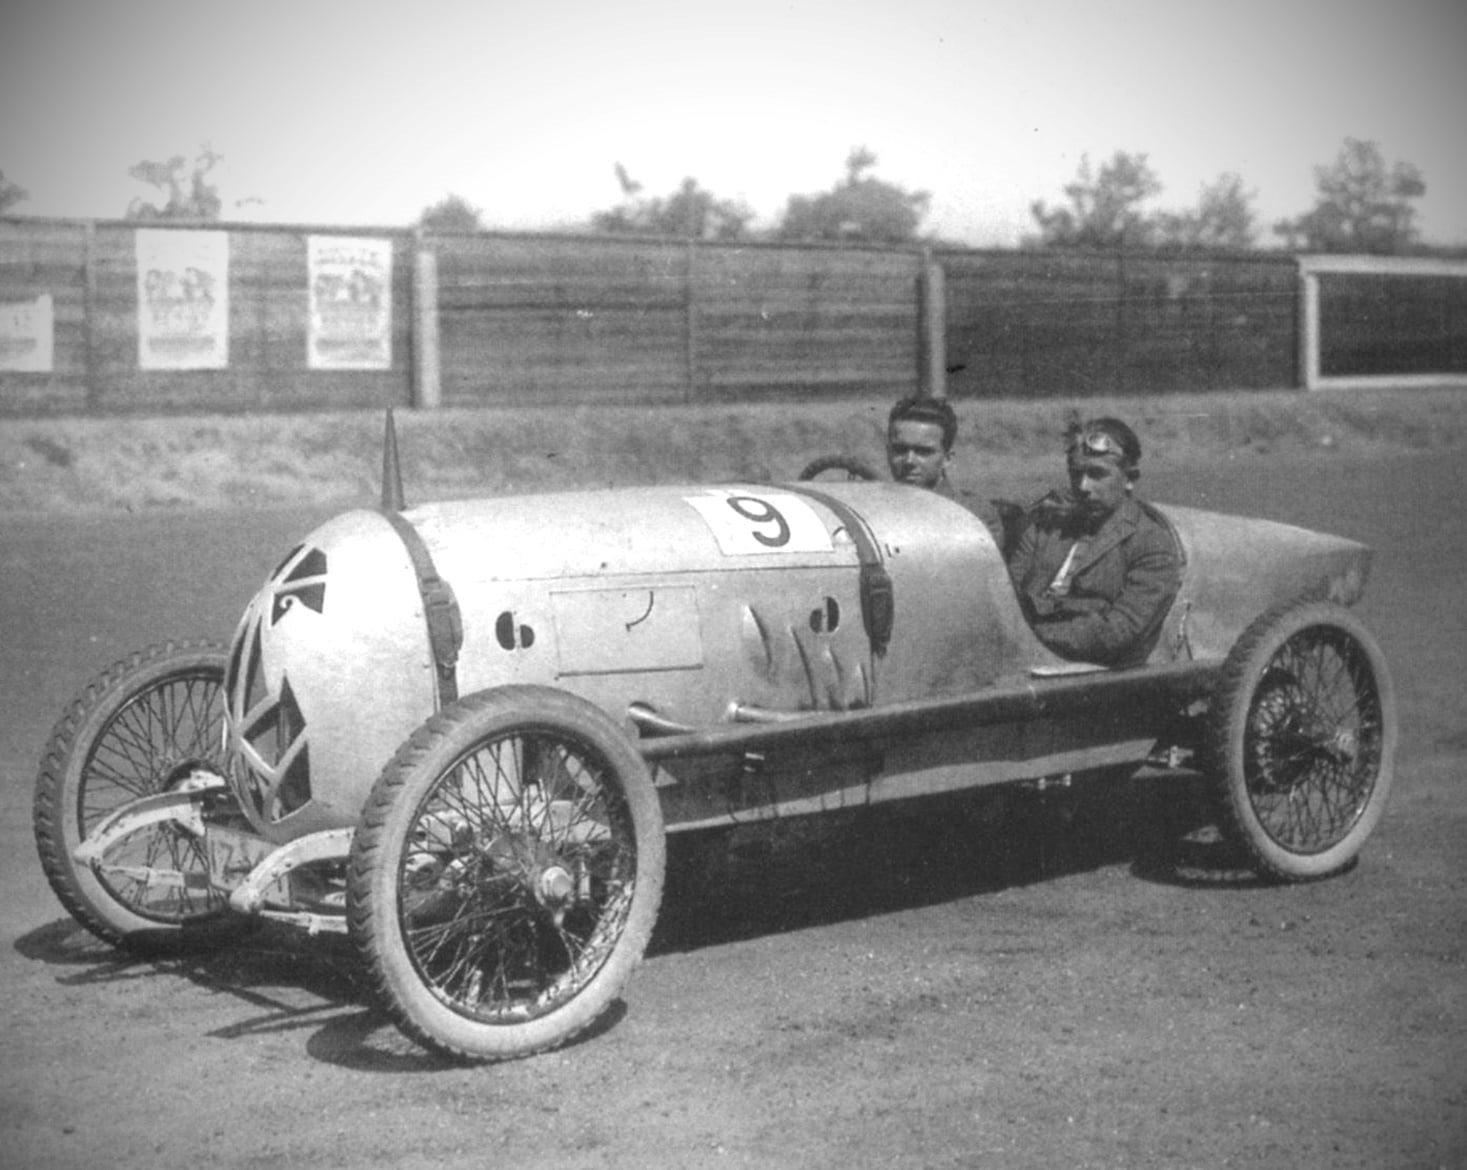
[1006,417,1181,668]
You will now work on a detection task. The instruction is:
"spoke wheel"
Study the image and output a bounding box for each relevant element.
[33,641,234,948]
[1207,601,1396,881]
[798,454,880,482]
[348,686,664,1062]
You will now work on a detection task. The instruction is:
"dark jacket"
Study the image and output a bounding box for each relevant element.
[1007,493,1182,667]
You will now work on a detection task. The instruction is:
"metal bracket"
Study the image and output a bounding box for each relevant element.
[1172,600,1194,661]
[227,828,355,915]
[257,907,350,936]
[73,785,224,866]
[1019,772,1074,793]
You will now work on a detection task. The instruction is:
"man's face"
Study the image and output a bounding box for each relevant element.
[1067,455,1130,521]
[887,419,951,489]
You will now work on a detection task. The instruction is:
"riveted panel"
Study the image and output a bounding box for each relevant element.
[551,584,703,675]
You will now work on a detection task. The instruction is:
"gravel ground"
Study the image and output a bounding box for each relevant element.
[1,450,1463,1170]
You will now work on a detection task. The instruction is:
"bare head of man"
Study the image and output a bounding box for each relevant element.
[886,396,957,490]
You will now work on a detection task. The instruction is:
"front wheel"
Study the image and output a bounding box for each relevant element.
[347,686,665,1062]
[1206,601,1397,881]
[33,640,234,948]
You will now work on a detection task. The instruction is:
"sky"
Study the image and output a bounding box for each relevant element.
[2,0,1465,247]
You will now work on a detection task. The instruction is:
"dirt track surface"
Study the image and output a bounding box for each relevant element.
[2,452,1464,1170]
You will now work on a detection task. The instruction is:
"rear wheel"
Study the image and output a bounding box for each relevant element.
[1206,602,1396,881]
[33,641,234,948]
[348,686,665,1062]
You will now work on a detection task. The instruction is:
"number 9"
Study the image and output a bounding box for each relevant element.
[726,495,791,547]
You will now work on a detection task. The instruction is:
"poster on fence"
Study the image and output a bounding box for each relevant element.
[0,293,54,372]
[135,229,229,370]
[308,235,392,370]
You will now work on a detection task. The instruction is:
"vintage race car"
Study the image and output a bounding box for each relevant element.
[34,417,1397,1062]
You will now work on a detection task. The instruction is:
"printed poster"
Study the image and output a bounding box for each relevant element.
[0,293,54,372]
[136,229,229,370]
[308,235,392,369]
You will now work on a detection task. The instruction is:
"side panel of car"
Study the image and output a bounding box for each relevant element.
[1158,505,1372,662]
[828,484,1075,691]
[450,565,874,729]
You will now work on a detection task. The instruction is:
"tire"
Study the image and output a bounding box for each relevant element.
[1206,601,1397,881]
[33,640,234,949]
[347,685,665,1062]
[798,454,881,482]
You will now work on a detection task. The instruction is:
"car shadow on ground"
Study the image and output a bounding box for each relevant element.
[14,915,380,1027]
[13,914,624,1071]
[13,770,1262,1069]
[650,769,1267,954]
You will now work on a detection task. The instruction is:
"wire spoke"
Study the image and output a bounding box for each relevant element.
[1247,626,1383,854]
[399,725,638,1023]
[81,669,227,920]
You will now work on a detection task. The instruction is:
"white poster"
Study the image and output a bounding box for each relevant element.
[135,229,229,370]
[0,293,54,372]
[308,235,392,369]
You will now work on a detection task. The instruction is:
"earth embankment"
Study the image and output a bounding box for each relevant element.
[3,386,1466,513]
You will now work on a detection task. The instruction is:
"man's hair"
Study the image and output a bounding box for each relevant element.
[888,395,958,451]
[1068,416,1142,471]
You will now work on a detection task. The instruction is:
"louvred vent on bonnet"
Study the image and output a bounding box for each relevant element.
[225,546,328,823]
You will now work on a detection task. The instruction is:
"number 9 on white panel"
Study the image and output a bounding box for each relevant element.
[684,492,834,556]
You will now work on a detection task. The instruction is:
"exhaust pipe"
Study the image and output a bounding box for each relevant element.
[637,659,1220,762]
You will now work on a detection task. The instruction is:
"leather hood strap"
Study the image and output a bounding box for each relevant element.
[783,484,894,656]
[378,509,464,707]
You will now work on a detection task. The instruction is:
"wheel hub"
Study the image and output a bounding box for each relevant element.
[1326,728,1359,763]
[535,865,575,907]
[485,834,578,912]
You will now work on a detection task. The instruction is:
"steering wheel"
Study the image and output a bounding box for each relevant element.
[798,455,881,482]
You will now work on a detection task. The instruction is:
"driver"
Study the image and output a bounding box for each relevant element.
[885,396,1000,534]
[886,395,957,492]
[1006,417,1181,668]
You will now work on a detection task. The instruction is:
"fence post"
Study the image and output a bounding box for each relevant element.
[82,221,99,412]
[683,239,698,404]
[1298,265,1320,390]
[917,248,946,399]
[1114,252,1127,395]
[412,237,441,409]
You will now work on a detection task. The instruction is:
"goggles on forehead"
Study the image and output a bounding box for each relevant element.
[1069,429,1130,463]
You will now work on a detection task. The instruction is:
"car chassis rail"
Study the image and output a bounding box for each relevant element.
[71,658,1222,936]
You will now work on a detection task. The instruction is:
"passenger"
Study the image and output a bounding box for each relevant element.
[886,395,1001,533]
[1006,417,1181,668]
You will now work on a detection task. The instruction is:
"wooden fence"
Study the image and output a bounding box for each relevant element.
[939,249,1299,398]
[0,216,1301,417]
[435,233,920,407]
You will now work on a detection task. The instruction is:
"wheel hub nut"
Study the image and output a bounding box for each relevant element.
[536,865,574,906]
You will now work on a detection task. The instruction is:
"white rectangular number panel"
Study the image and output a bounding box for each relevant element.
[684,491,834,556]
